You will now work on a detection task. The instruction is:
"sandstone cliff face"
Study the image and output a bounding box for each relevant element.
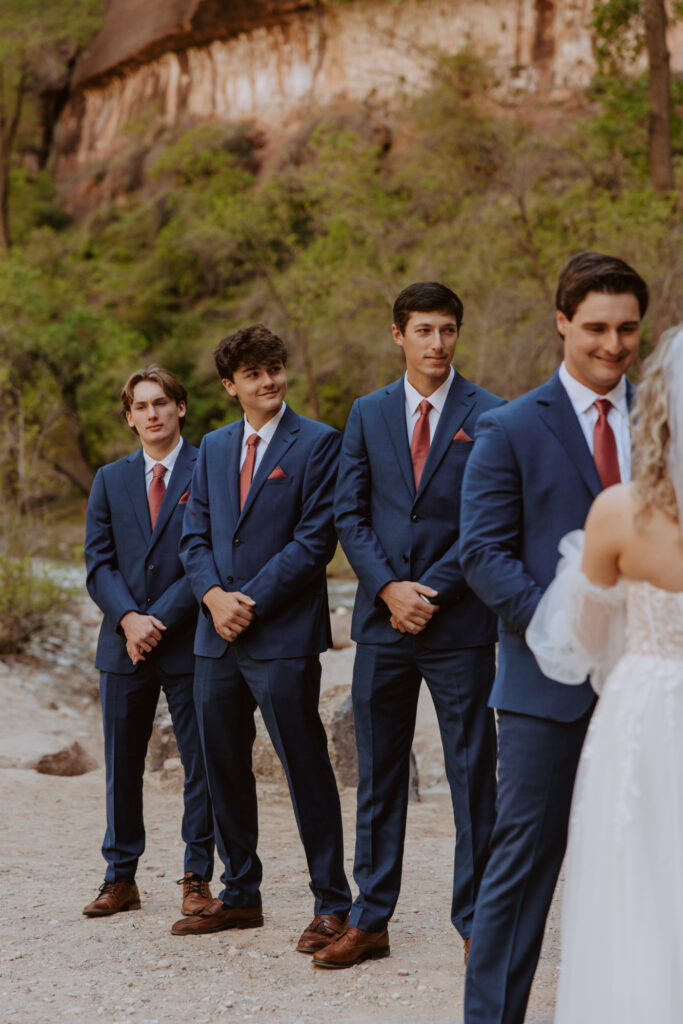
[55,0,682,175]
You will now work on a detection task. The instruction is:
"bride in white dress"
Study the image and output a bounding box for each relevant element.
[526,324,683,1024]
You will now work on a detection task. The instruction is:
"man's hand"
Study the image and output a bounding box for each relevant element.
[203,587,256,642]
[379,580,439,635]
[120,612,167,661]
[126,637,145,666]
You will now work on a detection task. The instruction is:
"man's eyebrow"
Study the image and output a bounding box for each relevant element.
[413,319,457,327]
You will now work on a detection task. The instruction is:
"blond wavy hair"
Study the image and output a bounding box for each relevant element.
[631,324,683,522]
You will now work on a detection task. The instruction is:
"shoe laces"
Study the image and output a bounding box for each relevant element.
[310,916,344,936]
[177,873,209,897]
[98,880,126,895]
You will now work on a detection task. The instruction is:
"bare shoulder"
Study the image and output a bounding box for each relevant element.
[583,484,637,585]
[585,483,636,536]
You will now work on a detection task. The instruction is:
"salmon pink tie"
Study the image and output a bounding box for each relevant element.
[148,463,167,528]
[240,433,260,510]
[593,399,621,488]
[411,400,432,488]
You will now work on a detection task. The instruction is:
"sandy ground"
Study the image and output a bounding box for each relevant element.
[0,599,560,1024]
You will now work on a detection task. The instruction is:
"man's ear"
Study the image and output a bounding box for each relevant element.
[556,310,569,339]
[177,400,187,422]
[221,378,238,398]
[391,323,404,348]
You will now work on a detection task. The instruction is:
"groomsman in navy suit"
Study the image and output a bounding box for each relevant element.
[314,282,503,969]
[172,324,351,949]
[83,367,214,919]
[460,252,648,1024]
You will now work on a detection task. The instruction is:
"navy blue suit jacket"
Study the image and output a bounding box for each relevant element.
[334,372,503,649]
[85,439,199,676]
[460,370,635,722]
[180,405,339,661]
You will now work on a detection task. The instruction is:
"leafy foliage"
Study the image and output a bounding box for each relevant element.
[0,0,104,248]
[0,555,71,652]
[0,46,682,523]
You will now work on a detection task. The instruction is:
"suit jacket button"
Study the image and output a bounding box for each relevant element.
[147,564,155,571]
[234,538,241,546]
[145,598,152,607]
[227,575,234,584]
[402,555,408,563]
[410,513,420,522]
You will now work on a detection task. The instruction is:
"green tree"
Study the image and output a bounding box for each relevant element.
[592,0,681,190]
[0,0,102,252]
[0,237,143,500]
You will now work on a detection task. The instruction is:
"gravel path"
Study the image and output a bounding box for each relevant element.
[0,763,561,1023]
[0,590,562,1023]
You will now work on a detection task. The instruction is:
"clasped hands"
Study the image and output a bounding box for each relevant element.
[379,580,439,634]
[203,586,256,642]
[120,610,167,665]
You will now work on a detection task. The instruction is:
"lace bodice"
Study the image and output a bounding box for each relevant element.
[623,580,683,659]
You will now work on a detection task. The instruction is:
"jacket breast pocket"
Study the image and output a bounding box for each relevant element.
[264,476,293,487]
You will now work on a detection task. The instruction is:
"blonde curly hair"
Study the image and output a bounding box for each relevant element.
[631,324,683,522]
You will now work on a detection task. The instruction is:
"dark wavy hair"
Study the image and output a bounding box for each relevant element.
[214,324,288,380]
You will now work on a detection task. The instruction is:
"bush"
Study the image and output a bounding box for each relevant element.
[0,556,72,653]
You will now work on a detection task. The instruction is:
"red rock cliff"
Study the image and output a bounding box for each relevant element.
[56,0,683,176]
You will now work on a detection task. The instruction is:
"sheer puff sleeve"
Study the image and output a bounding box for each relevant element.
[526,530,626,696]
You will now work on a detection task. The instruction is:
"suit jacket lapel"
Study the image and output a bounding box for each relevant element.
[537,371,602,498]
[147,440,195,552]
[123,448,152,545]
[380,380,415,498]
[237,405,299,523]
[218,420,243,527]
[416,372,474,499]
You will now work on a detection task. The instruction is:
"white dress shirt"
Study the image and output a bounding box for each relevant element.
[142,435,184,489]
[239,402,287,473]
[404,367,455,444]
[558,362,631,482]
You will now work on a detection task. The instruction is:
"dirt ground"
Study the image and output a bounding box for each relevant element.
[0,594,560,1024]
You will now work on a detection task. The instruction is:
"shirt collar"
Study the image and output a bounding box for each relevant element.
[558,361,628,415]
[142,435,184,475]
[243,401,287,445]
[403,366,454,416]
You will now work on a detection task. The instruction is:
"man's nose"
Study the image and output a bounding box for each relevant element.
[603,330,622,353]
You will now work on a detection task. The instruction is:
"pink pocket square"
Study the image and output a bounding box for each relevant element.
[268,466,287,479]
[453,428,473,442]
[178,491,190,504]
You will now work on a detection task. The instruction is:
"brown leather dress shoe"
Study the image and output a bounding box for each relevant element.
[83,881,141,917]
[171,898,264,936]
[177,872,213,916]
[464,936,471,965]
[296,913,348,954]
[312,925,390,968]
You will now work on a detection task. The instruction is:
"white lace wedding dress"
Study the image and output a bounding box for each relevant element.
[527,532,683,1024]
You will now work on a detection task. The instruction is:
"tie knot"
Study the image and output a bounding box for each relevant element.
[418,400,432,418]
[595,398,612,419]
[246,433,260,448]
[152,463,167,479]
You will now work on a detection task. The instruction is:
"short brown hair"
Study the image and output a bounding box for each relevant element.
[555,251,649,321]
[214,324,288,381]
[120,366,187,432]
[393,282,464,334]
